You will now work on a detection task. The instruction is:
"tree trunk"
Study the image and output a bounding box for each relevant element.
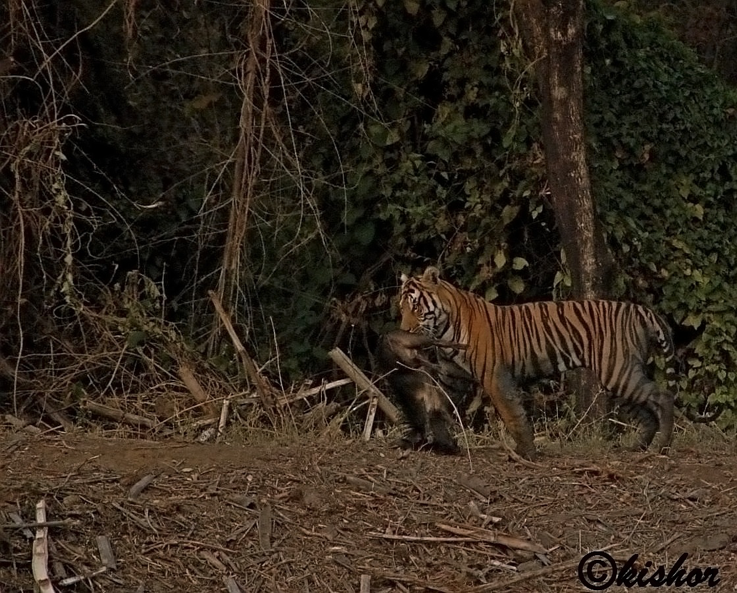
[514,0,614,419]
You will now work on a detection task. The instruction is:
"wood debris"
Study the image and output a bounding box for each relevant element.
[3,432,737,591]
[83,401,156,429]
[224,575,243,593]
[258,501,272,551]
[31,500,55,593]
[328,347,400,424]
[209,291,276,420]
[96,535,117,570]
[127,473,157,500]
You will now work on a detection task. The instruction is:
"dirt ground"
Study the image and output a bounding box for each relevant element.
[2,427,737,593]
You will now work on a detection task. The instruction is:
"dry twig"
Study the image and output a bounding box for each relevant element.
[58,567,108,587]
[328,348,400,424]
[83,401,156,429]
[178,365,214,414]
[435,523,547,554]
[128,474,157,500]
[362,394,379,441]
[209,291,276,421]
[96,535,117,570]
[344,475,395,496]
[31,500,55,593]
[278,378,353,406]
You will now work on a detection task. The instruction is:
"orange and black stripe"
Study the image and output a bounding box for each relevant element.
[399,266,675,460]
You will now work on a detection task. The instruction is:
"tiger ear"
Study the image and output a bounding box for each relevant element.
[400,272,409,284]
[422,266,440,284]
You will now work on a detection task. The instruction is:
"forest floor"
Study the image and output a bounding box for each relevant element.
[2,426,737,593]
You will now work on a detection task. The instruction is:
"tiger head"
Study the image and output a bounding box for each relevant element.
[399,266,448,338]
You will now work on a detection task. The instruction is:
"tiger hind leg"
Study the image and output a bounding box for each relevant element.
[611,367,673,454]
[656,390,675,454]
[618,401,659,451]
[618,392,672,453]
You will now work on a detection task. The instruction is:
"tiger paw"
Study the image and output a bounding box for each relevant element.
[514,445,538,462]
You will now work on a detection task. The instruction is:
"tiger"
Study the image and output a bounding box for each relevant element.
[376,330,475,454]
[398,266,679,460]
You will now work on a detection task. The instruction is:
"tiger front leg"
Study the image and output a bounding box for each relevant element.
[484,371,536,461]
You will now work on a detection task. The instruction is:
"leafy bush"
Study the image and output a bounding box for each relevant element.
[3,0,736,421]
[585,1,737,413]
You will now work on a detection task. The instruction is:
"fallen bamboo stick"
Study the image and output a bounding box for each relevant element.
[208,291,276,422]
[2,519,77,530]
[96,535,117,570]
[328,348,399,425]
[128,474,157,501]
[369,533,482,544]
[224,576,243,593]
[83,401,156,429]
[278,378,353,406]
[217,397,231,440]
[362,394,379,441]
[31,500,55,593]
[258,502,272,551]
[435,523,547,554]
[178,364,214,414]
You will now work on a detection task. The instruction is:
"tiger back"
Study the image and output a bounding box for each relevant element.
[398,266,675,460]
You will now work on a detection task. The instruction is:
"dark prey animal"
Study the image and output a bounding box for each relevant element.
[376,329,474,454]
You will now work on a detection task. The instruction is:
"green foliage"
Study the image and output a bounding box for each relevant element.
[7,0,737,414]
[584,0,737,412]
[251,0,557,374]
[306,0,737,415]
[332,0,555,301]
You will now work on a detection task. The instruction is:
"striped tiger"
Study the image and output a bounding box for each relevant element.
[399,266,677,460]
